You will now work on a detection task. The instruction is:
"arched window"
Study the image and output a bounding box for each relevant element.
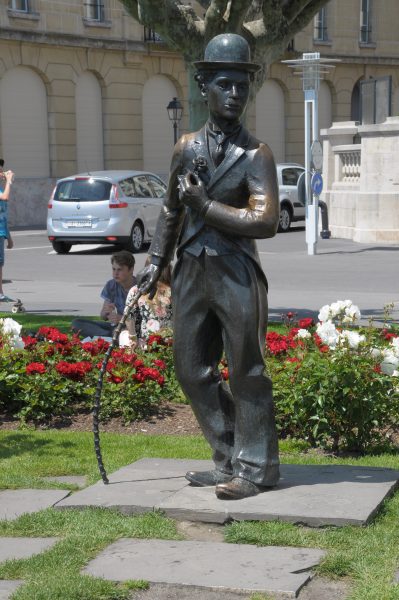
[255,79,285,163]
[319,81,332,130]
[142,75,178,176]
[75,71,104,172]
[351,80,362,122]
[0,66,49,177]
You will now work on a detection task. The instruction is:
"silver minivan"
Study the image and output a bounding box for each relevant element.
[47,170,166,253]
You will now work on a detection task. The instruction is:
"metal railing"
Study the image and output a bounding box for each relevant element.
[144,27,163,42]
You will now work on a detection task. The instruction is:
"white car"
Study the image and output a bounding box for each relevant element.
[276,163,306,232]
[47,170,166,253]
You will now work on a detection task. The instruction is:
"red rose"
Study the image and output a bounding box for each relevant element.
[26,362,46,375]
[22,336,38,349]
[298,318,314,329]
[153,359,167,370]
[55,361,92,380]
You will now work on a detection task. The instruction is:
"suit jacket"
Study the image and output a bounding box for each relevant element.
[149,124,279,277]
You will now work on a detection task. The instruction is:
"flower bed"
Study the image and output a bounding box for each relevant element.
[1,300,398,452]
[0,319,178,424]
[266,302,399,452]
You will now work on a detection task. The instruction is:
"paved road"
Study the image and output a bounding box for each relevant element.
[1,226,398,324]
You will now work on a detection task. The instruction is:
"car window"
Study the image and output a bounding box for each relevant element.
[147,175,167,198]
[54,179,112,202]
[119,177,137,198]
[281,168,304,186]
[133,175,153,198]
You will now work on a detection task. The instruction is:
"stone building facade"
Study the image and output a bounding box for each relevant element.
[0,0,398,228]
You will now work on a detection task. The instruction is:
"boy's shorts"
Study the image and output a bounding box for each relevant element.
[0,236,5,267]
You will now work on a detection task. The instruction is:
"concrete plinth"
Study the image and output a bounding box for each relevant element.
[55,459,399,527]
[83,538,326,597]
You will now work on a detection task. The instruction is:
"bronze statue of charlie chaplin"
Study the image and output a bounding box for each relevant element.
[137,33,280,500]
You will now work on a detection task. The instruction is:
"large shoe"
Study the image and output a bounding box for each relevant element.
[185,469,232,487]
[215,476,264,500]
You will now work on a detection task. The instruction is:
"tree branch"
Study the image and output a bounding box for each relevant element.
[226,0,254,31]
[204,0,230,38]
[120,0,204,58]
[118,0,139,21]
[249,0,329,50]
[283,0,330,30]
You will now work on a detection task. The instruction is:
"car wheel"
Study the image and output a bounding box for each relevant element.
[127,221,144,252]
[278,204,292,233]
[52,241,72,254]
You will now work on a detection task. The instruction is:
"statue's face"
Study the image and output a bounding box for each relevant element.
[205,69,250,122]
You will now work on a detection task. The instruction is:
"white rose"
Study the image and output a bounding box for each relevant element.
[330,300,346,317]
[338,330,365,350]
[370,347,382,359]
[318,304,330,323]
[316,321,339,349]
[1,318,22,337]
[344,304,361,323]
[390,337,399,355]
[380,351,399,376]
[296,329,311,339]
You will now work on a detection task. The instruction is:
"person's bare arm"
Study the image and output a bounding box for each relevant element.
[100,300,116,321]
[0,171,14,201]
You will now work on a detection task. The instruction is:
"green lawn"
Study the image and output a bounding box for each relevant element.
[0,312,287,335]
[0,313,98,334]
[0,431,398,599]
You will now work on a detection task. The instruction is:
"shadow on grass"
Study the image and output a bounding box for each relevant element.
[0,433,74,460]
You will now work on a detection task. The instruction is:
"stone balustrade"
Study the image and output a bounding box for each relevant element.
[334,145,361,183]
[321,117,399,243]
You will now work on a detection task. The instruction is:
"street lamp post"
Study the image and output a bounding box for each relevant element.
[282,53,339,255]
[166,97,183,145]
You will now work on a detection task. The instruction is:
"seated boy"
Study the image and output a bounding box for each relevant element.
[72,250,136,339]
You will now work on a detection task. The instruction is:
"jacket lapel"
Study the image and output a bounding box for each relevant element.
[192,127,214,181]
[207,127,250,193]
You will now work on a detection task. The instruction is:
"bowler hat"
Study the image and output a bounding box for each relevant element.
[194,34,260,73]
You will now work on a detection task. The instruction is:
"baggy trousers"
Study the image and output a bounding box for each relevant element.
[172,250,280,486]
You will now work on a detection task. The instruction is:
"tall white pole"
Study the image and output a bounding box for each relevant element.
[305,93,317,255]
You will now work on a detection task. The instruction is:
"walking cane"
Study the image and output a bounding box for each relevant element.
[93,287,143,484]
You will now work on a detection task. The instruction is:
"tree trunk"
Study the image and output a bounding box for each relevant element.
[187,64,208,132]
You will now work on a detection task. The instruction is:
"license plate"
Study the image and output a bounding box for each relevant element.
[66,221,92,228]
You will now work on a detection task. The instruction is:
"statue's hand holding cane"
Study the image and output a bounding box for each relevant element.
[136,263,161,300]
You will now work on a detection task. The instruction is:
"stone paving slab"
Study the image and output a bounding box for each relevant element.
[0,490,70,521]
[0,580,24,600]
[0,537,59,564]
[83,538,326,597]
[55,459,399,527]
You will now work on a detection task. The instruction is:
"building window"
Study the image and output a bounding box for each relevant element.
[360,0,372,44]
[84,1,105,22]
[313,7,328,42]
[10,0,30,11]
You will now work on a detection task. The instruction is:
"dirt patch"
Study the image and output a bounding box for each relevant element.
[0,402,202,436]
